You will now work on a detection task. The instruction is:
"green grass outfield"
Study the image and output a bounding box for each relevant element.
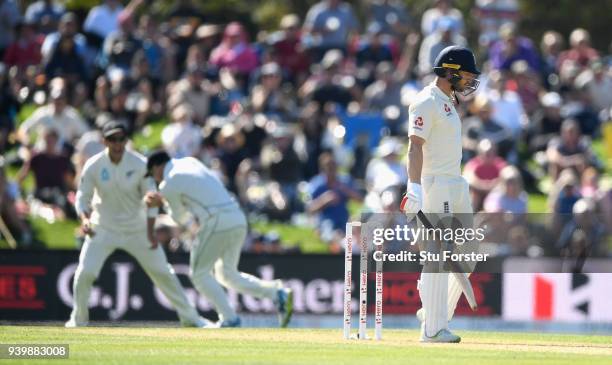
[1,327,611,365]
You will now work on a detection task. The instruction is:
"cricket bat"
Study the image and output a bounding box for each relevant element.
[416,211,478,311]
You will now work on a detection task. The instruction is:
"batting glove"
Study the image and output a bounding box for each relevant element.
[400,182,422,217]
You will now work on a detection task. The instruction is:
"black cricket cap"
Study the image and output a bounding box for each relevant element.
[146,150,171,177]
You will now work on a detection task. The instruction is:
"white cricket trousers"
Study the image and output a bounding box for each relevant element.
[418,175,473,337]
[69,226,202,325]
[190,209,279,322]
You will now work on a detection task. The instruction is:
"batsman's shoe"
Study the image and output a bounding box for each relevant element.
[218,317,242,328]
[186,317,217,328]
[420,328,461,343]
[64,319,88,328]
[276,287,294,328]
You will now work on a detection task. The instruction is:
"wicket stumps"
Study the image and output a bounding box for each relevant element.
[343,222,383,340]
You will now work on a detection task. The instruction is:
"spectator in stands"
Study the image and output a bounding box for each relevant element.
[464,139,507,211]
[125,51,156,127]
[558,59,581,91]
[272,14,310,83]
[579,166,602,200]
[24,0,65,32]
[540,30,564,88]
[161,104,202,158]
[210,22,258,78]
[473,0,519,48]
[0,0,20,58]
[480,69,527,137]
[184,44,207,76]
[3,20,43,70]
[16,128,75,219]
[557,198,607,262]
[476,165,528,255]
[43,33,88,82]
[529,92,564,153]
[355,23,394,69]
[171,24,199,78]
[83,0,124,49]
[488,23,540,73]
[135,15,166,82]
[303,0,359,61]
[366,0,411,38]
[41,12,87,62]
[364,138,406,211]
[102,9,143,72]
[214,123,247,192]
[546,119,596,180]
[303,50,357,111]
[18,86,89,154]
[548,168,581,235]
[194,24,221,62]
[297,102,325,179]
[421,0,464,37]
[576,169,612,240]
[574,60,612,114]
[363,61,406,134]
[463,94,514,160]
[94,75,112,115]
[558,28,599,72]
[560,79,600,137]
[167,65,211,125]
[261,124,305,187]
[483,165,527,214]
[257,124,305,220]
[508,60,541,115]
[106,79,137,133]
[233,112,268,159]
[307,152,363,252]
[250,62,296,120]
[418,17,466,76]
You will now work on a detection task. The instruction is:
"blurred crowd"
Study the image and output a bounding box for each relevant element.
[0,0,610,256]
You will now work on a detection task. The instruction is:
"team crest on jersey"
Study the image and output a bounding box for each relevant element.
[414,116,424,130]
[101,168,110,181]
[126,170,135,178]
[443,103,452,116]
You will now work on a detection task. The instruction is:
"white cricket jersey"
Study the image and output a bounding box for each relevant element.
[159,158,245,231]
[76,149,157,233]
[408,83,462,177]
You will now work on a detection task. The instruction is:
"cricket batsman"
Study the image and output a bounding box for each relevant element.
[401,46,481,342]
[67,121,208,328]
[144,151,294,328]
